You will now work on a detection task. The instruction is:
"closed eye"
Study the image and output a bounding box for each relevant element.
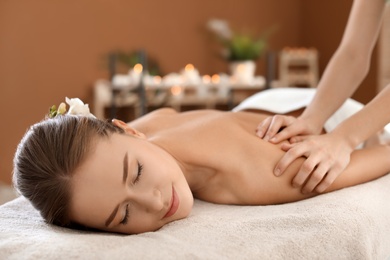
[135,161,143,184]
[120,162,143,225]
[120,204,129,225]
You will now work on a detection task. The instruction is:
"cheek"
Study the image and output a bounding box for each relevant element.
[126,216,165,234]
[145,149,180,180]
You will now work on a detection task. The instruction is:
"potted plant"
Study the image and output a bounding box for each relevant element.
[207,19,271,84]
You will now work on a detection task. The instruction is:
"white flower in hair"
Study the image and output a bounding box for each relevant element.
[66,97,95,118]
[49,97,96,118]
[57,102,67,115]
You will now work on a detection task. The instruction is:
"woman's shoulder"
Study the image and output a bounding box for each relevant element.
[147,107,178,117]
[128,107,176,125]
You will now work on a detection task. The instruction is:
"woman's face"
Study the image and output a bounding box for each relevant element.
[69,130,194,234]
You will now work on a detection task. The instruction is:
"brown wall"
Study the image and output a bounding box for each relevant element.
[0,0,376,184]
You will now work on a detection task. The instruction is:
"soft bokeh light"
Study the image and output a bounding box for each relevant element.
[134,63,143,73]
[153,75,162,84]
[185,63,195,71]
[211,74,220,84]
[202,75,211,84]
[171,85,183,96]
[237,64,246,73]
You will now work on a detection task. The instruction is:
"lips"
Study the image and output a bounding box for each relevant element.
[163,186,179,219]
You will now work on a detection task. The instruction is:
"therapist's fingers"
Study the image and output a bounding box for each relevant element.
[273,143,306,176]
[315,167,342,193]
[256,117,273,138]
[289,135,310,144]
[300,163,329,194]
[280,142,295,151]
[260,115,296,142]
[268,118,307,144]
[291,155,319,188]
[257,116,284,140]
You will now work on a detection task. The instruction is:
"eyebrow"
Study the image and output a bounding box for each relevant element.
[122,152,128,184]
[105,205,119,227]
[104,152,129,227]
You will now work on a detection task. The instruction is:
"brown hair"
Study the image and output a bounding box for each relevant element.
[13,115,124,227]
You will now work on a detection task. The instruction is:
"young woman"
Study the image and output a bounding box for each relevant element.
[13,93,390,235]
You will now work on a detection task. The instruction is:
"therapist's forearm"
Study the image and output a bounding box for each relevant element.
[299,0,385,129]
[332,84,390,149]
[301,49,370,128]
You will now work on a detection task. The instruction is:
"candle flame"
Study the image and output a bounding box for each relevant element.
[202,75,211,84]
[211,74,220,84]
[185,64,195,72]
[171,85,182,96]
[153,75,162,84]
[134,63,143,73]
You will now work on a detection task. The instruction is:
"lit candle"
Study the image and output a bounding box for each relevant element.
[182,63,201,85]
[171,85,183,99]
[198,75,211,97]
[185,64,194,71]
[202,75,211,84]
[134,63,143,73]
[153,75,162,86]
[211,74,220,85]
[129,63,143,85]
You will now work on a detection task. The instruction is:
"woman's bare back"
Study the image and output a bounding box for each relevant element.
[129,108,390,205]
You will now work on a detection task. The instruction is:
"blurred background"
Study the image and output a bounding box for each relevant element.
[0,0,388,190]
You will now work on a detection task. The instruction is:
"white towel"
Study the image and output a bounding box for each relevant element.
[1,174,390,259]
[232,87,364,133]
[233,88,318,114]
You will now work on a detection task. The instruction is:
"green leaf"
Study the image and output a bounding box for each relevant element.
[226,34,266,61]
[49,105,58,118]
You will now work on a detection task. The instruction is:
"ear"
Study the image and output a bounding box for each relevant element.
[112,119,146,139]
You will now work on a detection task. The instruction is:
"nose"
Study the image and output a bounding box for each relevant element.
[133,188,164,213]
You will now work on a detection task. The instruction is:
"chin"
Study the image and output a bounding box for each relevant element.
[180,191,194,218]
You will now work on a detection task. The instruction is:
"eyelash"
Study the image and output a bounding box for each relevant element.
[135,162,143,184]
[120,204,129,225]
[120,162,144,225]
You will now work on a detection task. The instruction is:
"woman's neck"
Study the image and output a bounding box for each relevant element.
[129,109,227,194]
[149,136,217,194]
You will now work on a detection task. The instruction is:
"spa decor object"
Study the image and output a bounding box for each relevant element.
[49,98,95,118]
[207,19,270,84]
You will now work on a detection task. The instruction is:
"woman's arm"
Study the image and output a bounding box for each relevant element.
[325,145,390,192]
[242,143,390,205]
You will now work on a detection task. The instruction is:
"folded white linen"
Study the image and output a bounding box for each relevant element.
[233,88,318,114]
[233,87,364,133]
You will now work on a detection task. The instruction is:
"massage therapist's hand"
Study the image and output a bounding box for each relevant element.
[276,132,355,194]
[256,115,322,143]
